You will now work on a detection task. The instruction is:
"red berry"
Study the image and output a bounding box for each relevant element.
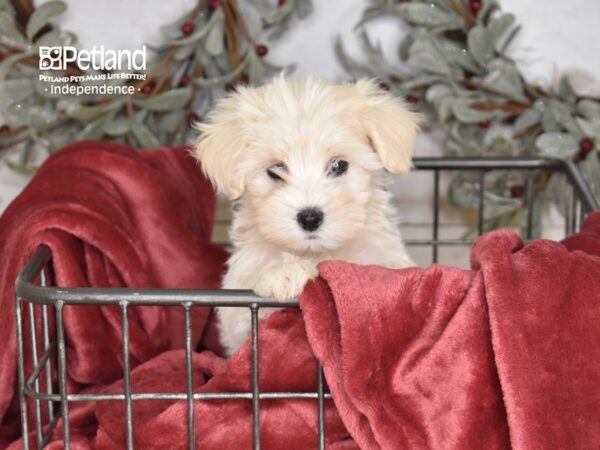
[510,185,525,198]
[378,82,390,91]
[255,44,268,57]
[0,125,10,133]
[278,0,286,5]
[225,84,236,93]
[238,74,250,84]
[579,137,594,160]
[186,112,200,124]
[179,75,190,87]
[470,0,482,13]
[478,119,492,129]
[142,83,154,94]
[0,52,5,62]
[181,22,194,36]
[406,95,418,104]
[208,0,220,11]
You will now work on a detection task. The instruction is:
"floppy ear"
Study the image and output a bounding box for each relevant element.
[192,96,247,199]
[353,79,421,175]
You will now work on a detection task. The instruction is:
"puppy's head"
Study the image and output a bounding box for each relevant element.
[194,77,420,254]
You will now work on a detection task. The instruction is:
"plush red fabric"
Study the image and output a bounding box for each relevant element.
[89,214,600,450]
[0,141,228,448]
[303,223,600,450]
[2,144,599,449]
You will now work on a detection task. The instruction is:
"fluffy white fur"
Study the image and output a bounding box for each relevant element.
[194,76,420,356]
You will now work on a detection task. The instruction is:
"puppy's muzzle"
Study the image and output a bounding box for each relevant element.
[296,208,324,232]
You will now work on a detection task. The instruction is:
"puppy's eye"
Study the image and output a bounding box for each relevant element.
[327,159,349,177]
[267,162,287,182]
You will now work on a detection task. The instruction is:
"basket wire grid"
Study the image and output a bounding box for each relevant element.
[15,157,599,450]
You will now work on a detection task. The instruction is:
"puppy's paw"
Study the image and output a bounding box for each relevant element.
[253,260,318,302]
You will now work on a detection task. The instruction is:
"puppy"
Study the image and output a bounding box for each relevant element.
[194,76,420,356]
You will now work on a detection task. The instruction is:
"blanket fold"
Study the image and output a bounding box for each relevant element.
[0,141,228,448]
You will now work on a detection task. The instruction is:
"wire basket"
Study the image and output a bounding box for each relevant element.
[14,157,599,450]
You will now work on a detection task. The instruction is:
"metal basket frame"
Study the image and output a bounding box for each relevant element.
[14,157,598,450]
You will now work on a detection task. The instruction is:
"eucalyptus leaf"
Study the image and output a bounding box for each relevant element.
[204,11,225,56]
[358,31,401,77]
[452,99,498,123]
[513,108,540,134]
[264,0,296,26]
[398,3,460,28]
[335,38,374,79]
[403,74,443,91]
[237,1,262,37]
[545,100,580,135]
[409,38,451,75]
[26,0,67,41]
[577,99,600,120]
[296,0,314,19]
[488,13,515,49]
[576,118,600,140]
[35,29,76,47]
[437,96,460,123]
[535,132,578,159]
[481,59,526,100]
[425,83,452,106]
[47,123,78,152]
[448,174,482,210]
[75,115,112,141]
[129,119,161,148]
[0,79,34,107]
[0,11,27,47]
[25,104,62,132]
[541,107,559,132]
[558,76,577,103]
[355,5,390,28]
[133,87,193,112]
[194,53,251,87]
[478,0,499,21]
[399,34,414,62]
[65,102,119,123]
[488,135,514,156]
[174,42,196,60]
[438,39,481,74]
[0,52,36,80]
[449,122,484,154]
[468,25,494,65]
[247,56,267,83]
[172,9,223,46]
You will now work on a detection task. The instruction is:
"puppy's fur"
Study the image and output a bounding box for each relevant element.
[194,76,420,356]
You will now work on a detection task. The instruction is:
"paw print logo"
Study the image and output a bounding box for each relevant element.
[39,47,63,70]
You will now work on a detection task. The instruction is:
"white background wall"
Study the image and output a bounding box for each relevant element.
[2,0,599,215]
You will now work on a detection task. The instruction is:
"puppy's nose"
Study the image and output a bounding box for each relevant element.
[297,208,324,232]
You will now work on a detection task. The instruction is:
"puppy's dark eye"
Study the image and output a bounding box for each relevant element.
[267,162,287,182]
[327,159,349,177]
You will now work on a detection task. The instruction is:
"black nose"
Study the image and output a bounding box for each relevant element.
[296,208,324,232]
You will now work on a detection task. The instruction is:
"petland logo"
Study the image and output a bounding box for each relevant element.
[39,45,147,71]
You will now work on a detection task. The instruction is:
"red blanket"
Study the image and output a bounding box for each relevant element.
[0,142,228,448]
[2,142,599,449]
[91,215,600,450]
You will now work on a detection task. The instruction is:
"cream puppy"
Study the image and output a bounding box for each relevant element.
[194,76,420,356]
